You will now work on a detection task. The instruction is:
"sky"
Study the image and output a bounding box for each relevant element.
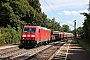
[40,0,89,30]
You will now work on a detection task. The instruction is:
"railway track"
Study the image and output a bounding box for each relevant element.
[0,44,52,60]
[0,40,67,60]
[29,41,64,60]
[52,40,72,60]
[0,46,19,55]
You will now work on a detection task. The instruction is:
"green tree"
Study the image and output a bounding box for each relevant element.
[83,14,90,40]
[41,12,47,27]
[76,26,84,38]
[80,1,90,41]
[0,0,26,29]
[27,0,41,13]
[48,17,61,31]
[0,0,63,45]
[61,24,70,32]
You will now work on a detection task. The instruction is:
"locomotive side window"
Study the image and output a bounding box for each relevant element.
[24,28,36,32]
[39,29,40,32]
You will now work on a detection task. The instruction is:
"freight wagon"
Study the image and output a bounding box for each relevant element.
[52,31,64,40]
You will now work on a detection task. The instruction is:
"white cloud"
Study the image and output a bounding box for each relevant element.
[67,21,74,25]
[61,21,74,26]
[58,12,62,14]
[78,10,89,13]
[60,21,75,30]
[57,18,60,20]
[63,10,79,15]
[63,10,71,15]
[56,18,61,22]
[62,10,89,15]
[71,11,79,15]
[40,0,89,30]
[60,22,67,26]
[40,0,88,12]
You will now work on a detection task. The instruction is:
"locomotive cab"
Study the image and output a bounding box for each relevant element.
[20,26,37,47]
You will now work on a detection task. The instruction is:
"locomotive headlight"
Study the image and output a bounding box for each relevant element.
[22,35,26,37]
[31,35,35,37]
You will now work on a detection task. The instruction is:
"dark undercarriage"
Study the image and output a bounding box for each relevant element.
[19,40,37,48]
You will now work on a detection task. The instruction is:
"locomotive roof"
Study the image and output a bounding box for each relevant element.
[23,26,51,31]
[41,27,51,30]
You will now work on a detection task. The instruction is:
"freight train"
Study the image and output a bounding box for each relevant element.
[19,26,73,48]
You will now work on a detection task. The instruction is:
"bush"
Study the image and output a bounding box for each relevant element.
[0,25,21,45]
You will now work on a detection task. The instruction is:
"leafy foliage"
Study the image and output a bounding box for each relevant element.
[0,0,63,45]
[76,27,84,38]
[0,25,21,45]
[61,24,70,32]
[83,13,90,41]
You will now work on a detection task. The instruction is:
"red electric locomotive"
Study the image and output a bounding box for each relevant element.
[19,26,51,48]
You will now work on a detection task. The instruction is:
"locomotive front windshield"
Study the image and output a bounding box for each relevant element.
[24,28,36,32]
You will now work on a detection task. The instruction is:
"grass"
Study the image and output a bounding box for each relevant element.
[77,39,90,52]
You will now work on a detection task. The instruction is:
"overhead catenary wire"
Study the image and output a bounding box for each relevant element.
[44,0,60,20]
[44,0,74,27]
[50,0,74,27]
